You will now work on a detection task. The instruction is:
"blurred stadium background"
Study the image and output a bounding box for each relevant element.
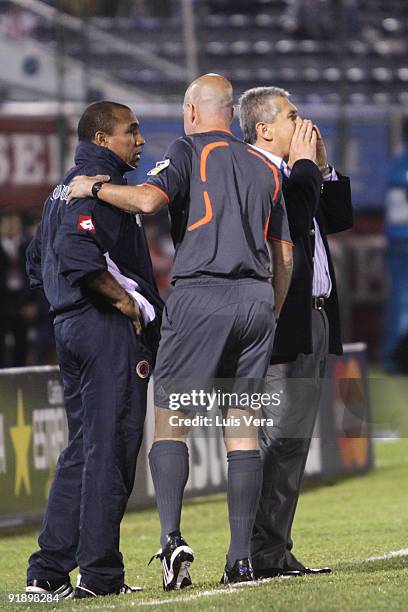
[0,0,408,370]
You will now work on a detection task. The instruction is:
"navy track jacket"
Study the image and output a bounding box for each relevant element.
[26,141,163,322]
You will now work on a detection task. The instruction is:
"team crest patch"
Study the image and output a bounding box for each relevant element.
[77,215,96,233]
[136,360,150,379]
[147,159,170,176]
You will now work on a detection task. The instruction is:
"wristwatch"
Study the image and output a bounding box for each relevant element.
[91,181,104,199]
[319,163,331,175]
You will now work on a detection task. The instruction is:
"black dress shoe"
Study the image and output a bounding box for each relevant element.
[283,552,331,575]
[301,566,332,575]
[254,568,303,580]
[284,561,332,575]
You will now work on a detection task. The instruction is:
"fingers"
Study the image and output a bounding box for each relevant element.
[292,117,302,139]
[67,186,75,205]
[304,120,313,142]
[313,124,322,139]
[288,118,317,166]
[289,118,302,156]
[131,298,142,335]
[67,175,111,205]
[294,119,313,147]
[298,119,308,139]
[66,179,90,205]
[133,317,143,336]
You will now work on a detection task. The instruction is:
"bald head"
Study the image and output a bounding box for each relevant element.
[183,73,234,135]
[185,73,233,108]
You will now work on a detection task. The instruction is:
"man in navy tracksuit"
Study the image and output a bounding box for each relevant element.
[25,102,163,599]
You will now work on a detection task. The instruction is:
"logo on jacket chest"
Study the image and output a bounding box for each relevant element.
[77,215,96,233]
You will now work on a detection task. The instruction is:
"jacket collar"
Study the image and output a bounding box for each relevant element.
[74,141,134,175]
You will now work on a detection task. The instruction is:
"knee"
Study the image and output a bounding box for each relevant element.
[154,406,190,443]
[224,437,259,453]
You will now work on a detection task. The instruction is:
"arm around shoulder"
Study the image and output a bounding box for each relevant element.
[68,176,168,214]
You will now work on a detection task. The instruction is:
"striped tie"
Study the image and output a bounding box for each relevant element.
[281,160,290,177]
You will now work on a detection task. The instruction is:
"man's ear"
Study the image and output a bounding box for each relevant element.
[255,121,273,142]
[184,102,195,125]
[191,102,199,125]
[94,131,109,148]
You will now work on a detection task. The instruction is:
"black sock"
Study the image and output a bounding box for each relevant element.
[149,440,189,549]
[227,449,262,567]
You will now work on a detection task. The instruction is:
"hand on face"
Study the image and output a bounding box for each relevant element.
[67,174,110,204]
[313,124,329,171]
[288,117,317,168]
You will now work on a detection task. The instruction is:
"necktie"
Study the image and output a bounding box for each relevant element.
[280,160,291,177]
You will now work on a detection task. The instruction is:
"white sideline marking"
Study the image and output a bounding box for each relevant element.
[68,550,408,610]
[364,549,408,562]
[69,579,277,610]
[136,580,277,607]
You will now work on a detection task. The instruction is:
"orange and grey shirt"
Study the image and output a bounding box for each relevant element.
[145,130,292,282]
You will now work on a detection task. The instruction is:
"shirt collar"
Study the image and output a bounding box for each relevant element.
[74,141,135,175]
[250,145,284,170]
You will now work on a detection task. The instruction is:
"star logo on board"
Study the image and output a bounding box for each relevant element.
[10,389,32,496]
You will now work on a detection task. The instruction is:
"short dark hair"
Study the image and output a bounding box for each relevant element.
[77,101,131,142]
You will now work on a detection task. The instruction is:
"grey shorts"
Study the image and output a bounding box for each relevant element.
[154,277,275,409]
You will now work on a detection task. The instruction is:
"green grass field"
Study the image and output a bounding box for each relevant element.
[1,439,408,611]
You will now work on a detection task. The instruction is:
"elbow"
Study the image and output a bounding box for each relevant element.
[135,186,166,214]
[280,245,294,270]
[284,257,293,278]
[270,241,293,269]
[281,250,293,278]
[139,201,161,214]
[137,191,155,213]
[282,249,293,269]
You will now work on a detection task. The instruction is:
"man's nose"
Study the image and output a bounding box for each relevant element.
[137,133,146,146]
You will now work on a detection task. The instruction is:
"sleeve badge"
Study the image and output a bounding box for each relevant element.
[147,159,170,176]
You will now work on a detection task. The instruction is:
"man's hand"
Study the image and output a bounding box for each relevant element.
[288,118,317,168]
[87,271,143,335]
[114,293,143,335]
[313,124,329,172]
[67,174,110,203]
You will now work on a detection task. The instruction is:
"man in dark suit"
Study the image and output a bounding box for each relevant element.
[239,87,353,577]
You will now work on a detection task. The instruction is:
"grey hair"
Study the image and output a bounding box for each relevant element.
[239,86,290,144]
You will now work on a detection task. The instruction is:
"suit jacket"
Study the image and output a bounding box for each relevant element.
[271,159,353,361]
